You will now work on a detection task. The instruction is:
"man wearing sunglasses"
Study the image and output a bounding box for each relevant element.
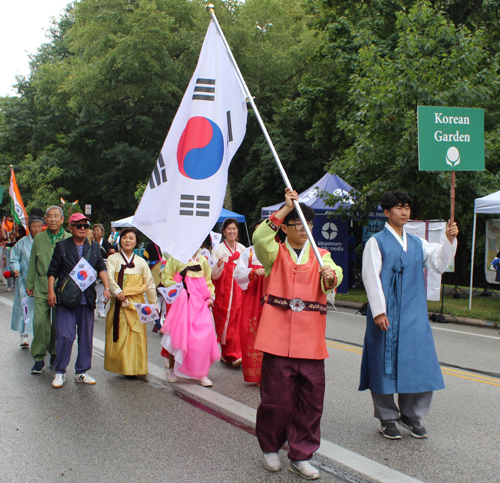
[46,213,110,388]
[253,188,343,480]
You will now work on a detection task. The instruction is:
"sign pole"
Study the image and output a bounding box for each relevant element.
[450,171,455,224]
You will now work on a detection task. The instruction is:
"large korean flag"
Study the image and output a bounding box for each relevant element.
[133,20,248,263]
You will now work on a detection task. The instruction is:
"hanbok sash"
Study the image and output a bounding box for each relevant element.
[384,256,405,378]
[113,252,135,342]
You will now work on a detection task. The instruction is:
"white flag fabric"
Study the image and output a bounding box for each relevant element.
[22,296,31,325]
[132,303,159,324]
[69,258,97,292]
[210,231,222,251]
[199,248,216,269]
[158,284,184,305]
[133,20,247,263]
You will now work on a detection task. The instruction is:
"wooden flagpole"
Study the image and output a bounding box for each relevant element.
[450,171,455,224]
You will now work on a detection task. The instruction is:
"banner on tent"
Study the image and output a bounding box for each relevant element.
[485,220,500,283]
[312,216,348,294]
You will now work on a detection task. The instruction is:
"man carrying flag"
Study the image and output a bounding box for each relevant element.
[133,19,247,263]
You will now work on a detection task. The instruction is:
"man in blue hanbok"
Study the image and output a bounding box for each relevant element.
[10,209,45,348]
[360,190,458,440]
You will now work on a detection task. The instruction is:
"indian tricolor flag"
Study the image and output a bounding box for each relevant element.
[9,168,28,231]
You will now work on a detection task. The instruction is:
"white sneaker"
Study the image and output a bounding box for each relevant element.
[6,287,13,292]
[198,376,213,387]
[98,312,106,318]
[289,460,320,480]
[263,452,281,472]
[52,373,66,388]
[75,373,96,385]
[166,368,178,383]
[20,335,29,348]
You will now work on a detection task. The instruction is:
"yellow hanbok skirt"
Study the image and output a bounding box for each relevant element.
[104,274,148,375]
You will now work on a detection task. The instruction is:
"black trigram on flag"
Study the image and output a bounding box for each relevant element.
[180,195,210,217]
[149,153,167,189]
[192,78,215,101]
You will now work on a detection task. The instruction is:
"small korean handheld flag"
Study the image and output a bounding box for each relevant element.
[22,296,30,325]
[200,248,216,269]
[69,258,97,292]
[210,231,222,251]
[133,303,159,324]
[158,284,184,304]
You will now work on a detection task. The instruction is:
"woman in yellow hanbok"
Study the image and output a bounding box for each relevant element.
[104,228,156,376]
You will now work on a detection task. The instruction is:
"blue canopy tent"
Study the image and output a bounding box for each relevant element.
[261,173,357,217]
[261,173,378,293]
[218,208,246,223]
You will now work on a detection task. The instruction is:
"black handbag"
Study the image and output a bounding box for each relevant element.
[57,244,92,309]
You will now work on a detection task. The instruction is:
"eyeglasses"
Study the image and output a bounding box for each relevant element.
[72,224,90,230]
[285,222,314,232]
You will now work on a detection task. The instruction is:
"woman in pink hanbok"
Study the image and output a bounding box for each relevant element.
[160,250,220,387]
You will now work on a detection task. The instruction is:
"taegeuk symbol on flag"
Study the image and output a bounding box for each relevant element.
[69,258,97,292]
[132,20,248,263]
[158,284,184,305]
[132,303,159,324]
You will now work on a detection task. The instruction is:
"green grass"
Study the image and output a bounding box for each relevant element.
[336,288,500,324]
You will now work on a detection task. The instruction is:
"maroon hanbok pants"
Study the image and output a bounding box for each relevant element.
[256,352,325,461]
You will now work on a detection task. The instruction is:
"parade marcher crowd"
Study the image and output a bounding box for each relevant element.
[4,187,459,481]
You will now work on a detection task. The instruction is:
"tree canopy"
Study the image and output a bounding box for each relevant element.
[1,0,500,283]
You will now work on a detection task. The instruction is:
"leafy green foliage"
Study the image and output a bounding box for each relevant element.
[2,0,500,287]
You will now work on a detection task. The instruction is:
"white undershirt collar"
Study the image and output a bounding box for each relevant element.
[285,239,309,264]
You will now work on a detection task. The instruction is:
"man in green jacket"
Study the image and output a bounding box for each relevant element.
[26,206,71,374]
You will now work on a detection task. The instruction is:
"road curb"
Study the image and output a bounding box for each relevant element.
[333,300,500,329]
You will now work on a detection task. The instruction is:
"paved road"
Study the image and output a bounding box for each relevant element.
[1,286,499,483]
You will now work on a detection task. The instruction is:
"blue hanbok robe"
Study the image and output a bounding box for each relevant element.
[10,235,35,334]
[360,225,455,394]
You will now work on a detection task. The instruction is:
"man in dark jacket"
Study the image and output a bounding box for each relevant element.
[47,213,110,388]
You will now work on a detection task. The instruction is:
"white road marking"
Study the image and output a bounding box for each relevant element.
[0,295,13,307]
[431,326,500,340]
[333,308,500,340]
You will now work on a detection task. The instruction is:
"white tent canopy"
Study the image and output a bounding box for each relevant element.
[474,190,500,214]
[111,216,134,228]
[469,190,500,309]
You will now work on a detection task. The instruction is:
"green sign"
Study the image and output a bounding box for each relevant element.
[418,106,484,171]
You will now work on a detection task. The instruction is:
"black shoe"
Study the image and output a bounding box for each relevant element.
[31,361,45,374]
[379,421,402,439]
[49,355,56,369]
[399,415,428,439]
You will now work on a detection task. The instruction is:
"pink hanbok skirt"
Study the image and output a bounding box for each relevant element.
[160,274,220,379]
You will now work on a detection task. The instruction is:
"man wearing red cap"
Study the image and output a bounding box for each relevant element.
[27,206,71,374]
[47,213,109,388]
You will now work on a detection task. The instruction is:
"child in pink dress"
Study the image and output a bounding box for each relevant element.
[160,250,220,387]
